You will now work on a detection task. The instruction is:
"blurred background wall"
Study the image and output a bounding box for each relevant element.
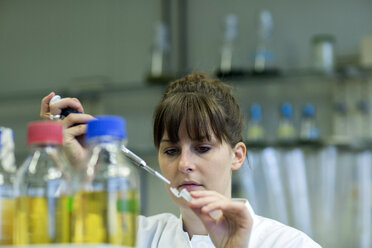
[1,1,372,247]
[1,0,371,154]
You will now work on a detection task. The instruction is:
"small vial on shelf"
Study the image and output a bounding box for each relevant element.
[332,102,349,141]
[220,14,238,74]
[311,34,335,74]
[354,100,369,139]
[253,9,278,75]
[246,103,265,142]
[277,102,296,141]
[147,22,174,83]
[300,103,320,141]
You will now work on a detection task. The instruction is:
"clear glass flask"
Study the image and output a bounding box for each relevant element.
[71,116,140,247]
[13,121,72,244]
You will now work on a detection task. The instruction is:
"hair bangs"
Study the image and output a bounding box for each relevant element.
[183,95,212,142]
[154,93,227,147]
[161,95,184,144]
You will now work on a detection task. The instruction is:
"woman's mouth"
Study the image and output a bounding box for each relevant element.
[178,181,203,191]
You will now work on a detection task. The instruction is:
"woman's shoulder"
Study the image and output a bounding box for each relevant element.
[138,213,180,230]
[137,213,190,247]
[251,215,322,247]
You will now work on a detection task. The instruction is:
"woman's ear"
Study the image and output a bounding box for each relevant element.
[231,142,246,170]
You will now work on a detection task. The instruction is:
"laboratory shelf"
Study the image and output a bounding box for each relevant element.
[245,138,372,150]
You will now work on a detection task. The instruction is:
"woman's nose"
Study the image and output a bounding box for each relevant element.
[178,150,195,174]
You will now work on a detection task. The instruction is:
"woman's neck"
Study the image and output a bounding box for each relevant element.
[180,207,208,239]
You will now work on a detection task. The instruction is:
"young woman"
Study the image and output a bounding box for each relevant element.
[41,72,321,247]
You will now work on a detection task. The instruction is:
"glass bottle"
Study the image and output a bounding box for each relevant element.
[332,102,348,141]
[147,22,174,83]
[13,121,72,244]
[220,14,238,74]
[311,34,335,74]
[253,10,275,74]
[71,116,140,247]
[300,103,320,140]
[277,102,296,141]
[246,103,265,142]
[0,127,16,245]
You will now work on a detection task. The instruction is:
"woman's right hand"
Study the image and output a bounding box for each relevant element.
[40,92,95,167]
[188,190,253,248]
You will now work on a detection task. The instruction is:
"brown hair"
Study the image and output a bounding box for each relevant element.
[153,72,244,148]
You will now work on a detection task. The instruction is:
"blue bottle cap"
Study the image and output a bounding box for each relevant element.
[334,102,346,114]
[281,102,292,118]
[250,103,262,121]
[303,103,315,117]
[86,115,126,140]
[357,100,369,113]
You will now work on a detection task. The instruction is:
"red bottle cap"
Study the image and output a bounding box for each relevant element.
[27,121,63,145]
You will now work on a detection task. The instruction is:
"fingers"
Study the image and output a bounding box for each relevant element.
[189,191,225,216]
[40,92,55,119]
[65,124,87,142]
[188,191,224,223]
[40,92,85,120]
[188,190,254,248]
[40,93,90,167]
[189,190,223,203]
[189,190,252,223]
[62,113,94,129]
[49,98,84,115]
[61,114,94,167]
[62,114,94,143]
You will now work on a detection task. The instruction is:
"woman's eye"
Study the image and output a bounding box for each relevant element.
[196,146,210,153]
[164,148,178,156]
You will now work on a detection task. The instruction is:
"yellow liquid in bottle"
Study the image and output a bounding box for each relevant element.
[0,197,14,245]
[72,190,139,247]
[14,195,71,244]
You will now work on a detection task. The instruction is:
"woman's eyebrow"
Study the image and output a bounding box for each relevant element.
[193,136,210,142]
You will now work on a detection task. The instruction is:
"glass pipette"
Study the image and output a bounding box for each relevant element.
[121,145,170,185]
[121,145,194,202]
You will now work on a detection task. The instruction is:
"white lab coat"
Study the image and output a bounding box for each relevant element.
[136,199,321,248]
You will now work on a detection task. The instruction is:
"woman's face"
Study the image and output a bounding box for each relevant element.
[158,121,244,207]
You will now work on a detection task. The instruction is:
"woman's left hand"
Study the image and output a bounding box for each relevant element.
[188,190,254,248]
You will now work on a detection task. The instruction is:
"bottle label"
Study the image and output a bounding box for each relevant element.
[0,185,13,198]
[107,177,130,192]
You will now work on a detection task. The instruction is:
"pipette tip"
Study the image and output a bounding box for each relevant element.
[170,187,193,202]
[155,171,171,184]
